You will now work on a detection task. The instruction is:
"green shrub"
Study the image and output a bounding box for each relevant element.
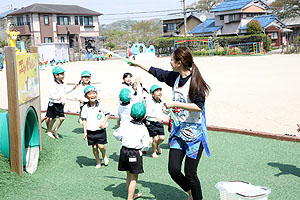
[247,20,263,34]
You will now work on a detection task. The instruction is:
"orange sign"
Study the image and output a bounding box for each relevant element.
[16,54,39,105]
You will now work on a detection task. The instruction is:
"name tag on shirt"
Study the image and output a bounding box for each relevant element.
[129,157,137,162]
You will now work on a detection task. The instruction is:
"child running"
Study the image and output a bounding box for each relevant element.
[75,70,92,123]
[145,85,166,158]
[45,66,77,139]
[81,85,110,168]
[113,102,150,200]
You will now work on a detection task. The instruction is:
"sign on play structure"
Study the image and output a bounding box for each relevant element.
[16,53,39,105]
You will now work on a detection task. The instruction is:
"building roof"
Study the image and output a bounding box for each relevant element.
[177,11,214,27]
[211,0,270,13]
[0,9,18,19]
[161,12,191,21]
[239,14,287,30]
[8,3,102,16]
[211,0,253,12]
[189,18,223,34]
[282,17,300,27]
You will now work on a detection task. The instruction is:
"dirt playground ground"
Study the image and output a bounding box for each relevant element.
[1,54,299,136]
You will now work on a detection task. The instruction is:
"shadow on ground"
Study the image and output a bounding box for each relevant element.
[268,162,300,177]
[109,152,119,162]
[76,156,97,168]
[72,128,83,134]
[104,176,187,200]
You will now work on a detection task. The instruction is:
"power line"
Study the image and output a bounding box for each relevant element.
[102,8,182,16]
[100,14,169,21]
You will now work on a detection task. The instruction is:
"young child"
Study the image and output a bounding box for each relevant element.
[121,72,135,94]
[113,102,150,200]
[118,88,132,127]
[145,85,166,158]
[45,66,77,139]
[81,85,110,168]
[75,70,92,123]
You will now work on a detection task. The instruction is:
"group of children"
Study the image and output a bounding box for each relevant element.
[44,67,168,200]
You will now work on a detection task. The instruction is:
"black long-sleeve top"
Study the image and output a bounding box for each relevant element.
[148,67,205,110]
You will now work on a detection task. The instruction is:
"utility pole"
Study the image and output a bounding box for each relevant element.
[182,0,187,37]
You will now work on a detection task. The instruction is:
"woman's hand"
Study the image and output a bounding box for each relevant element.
[164,101,177,109]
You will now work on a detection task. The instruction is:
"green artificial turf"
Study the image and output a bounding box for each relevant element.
[0,115,300,200]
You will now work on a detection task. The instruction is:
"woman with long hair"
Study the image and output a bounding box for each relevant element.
[129,47,210,200]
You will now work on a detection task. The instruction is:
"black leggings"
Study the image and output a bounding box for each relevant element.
[168,143,204,200]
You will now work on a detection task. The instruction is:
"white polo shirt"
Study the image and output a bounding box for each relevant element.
[81,101,110,131]
[146,97,166,122]
[118,102,132,126]
[113,120,150,151]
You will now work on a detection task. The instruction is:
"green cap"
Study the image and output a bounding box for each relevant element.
[81,70,91,77]
[84,85,97,95]
[119,88,131,103]
[52,66,65,75]
[131,102,146,119]
[150,85,162,93]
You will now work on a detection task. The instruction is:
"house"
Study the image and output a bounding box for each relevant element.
[160,11,213,37]
[176,12,214,36]
[189,0,287,46]
[282,17,300,42]
[239,15,287,46]
[7,3,102,50]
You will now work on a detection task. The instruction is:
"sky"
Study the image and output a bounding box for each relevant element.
[0,0,199,24]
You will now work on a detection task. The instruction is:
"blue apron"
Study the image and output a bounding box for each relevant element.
[169,107,210,159]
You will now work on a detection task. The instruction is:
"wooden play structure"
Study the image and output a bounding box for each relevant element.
[4,46,42,175]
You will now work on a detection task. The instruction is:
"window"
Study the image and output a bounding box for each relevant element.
[74,16,79,25]
[44,15,49,25]
[17,16,23,26]
[271,32,278,39]
[26,15,30,25]
[44,37,52,43]
[229,14,241,22]
[84,16,93,26]
[60,37,65,42]
[79,16,83,26]
[57,16,69,25]
[220,15,224,20]
[167,23,176,31]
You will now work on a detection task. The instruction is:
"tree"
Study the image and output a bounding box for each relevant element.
[188,0,222,12]
[128,20,161,46]
[270,0,300,19]
[246,20,263,34]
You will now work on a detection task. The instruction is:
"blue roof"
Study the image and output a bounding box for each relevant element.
[211,0,252,12]
[239,14,287,30]
[189,18,222,34]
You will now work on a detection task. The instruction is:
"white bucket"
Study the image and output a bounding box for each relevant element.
[216,181,271,200]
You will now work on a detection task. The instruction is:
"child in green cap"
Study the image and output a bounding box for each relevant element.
[75,70,93,123]
[45,66,77,139]
[113,102,150,200]
[81,85,110,168]
[145,85,166,158]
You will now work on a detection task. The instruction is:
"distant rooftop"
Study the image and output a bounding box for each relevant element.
[8,3,102,16]
[282,17,300,27]
[211,0,252,12]
[189,18,222,34]
[239,14,287,30]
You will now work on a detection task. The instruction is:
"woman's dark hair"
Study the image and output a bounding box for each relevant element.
[173,47,210,102]
[122,72,133,80]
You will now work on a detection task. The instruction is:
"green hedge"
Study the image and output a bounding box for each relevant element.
[154,34,271,56]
